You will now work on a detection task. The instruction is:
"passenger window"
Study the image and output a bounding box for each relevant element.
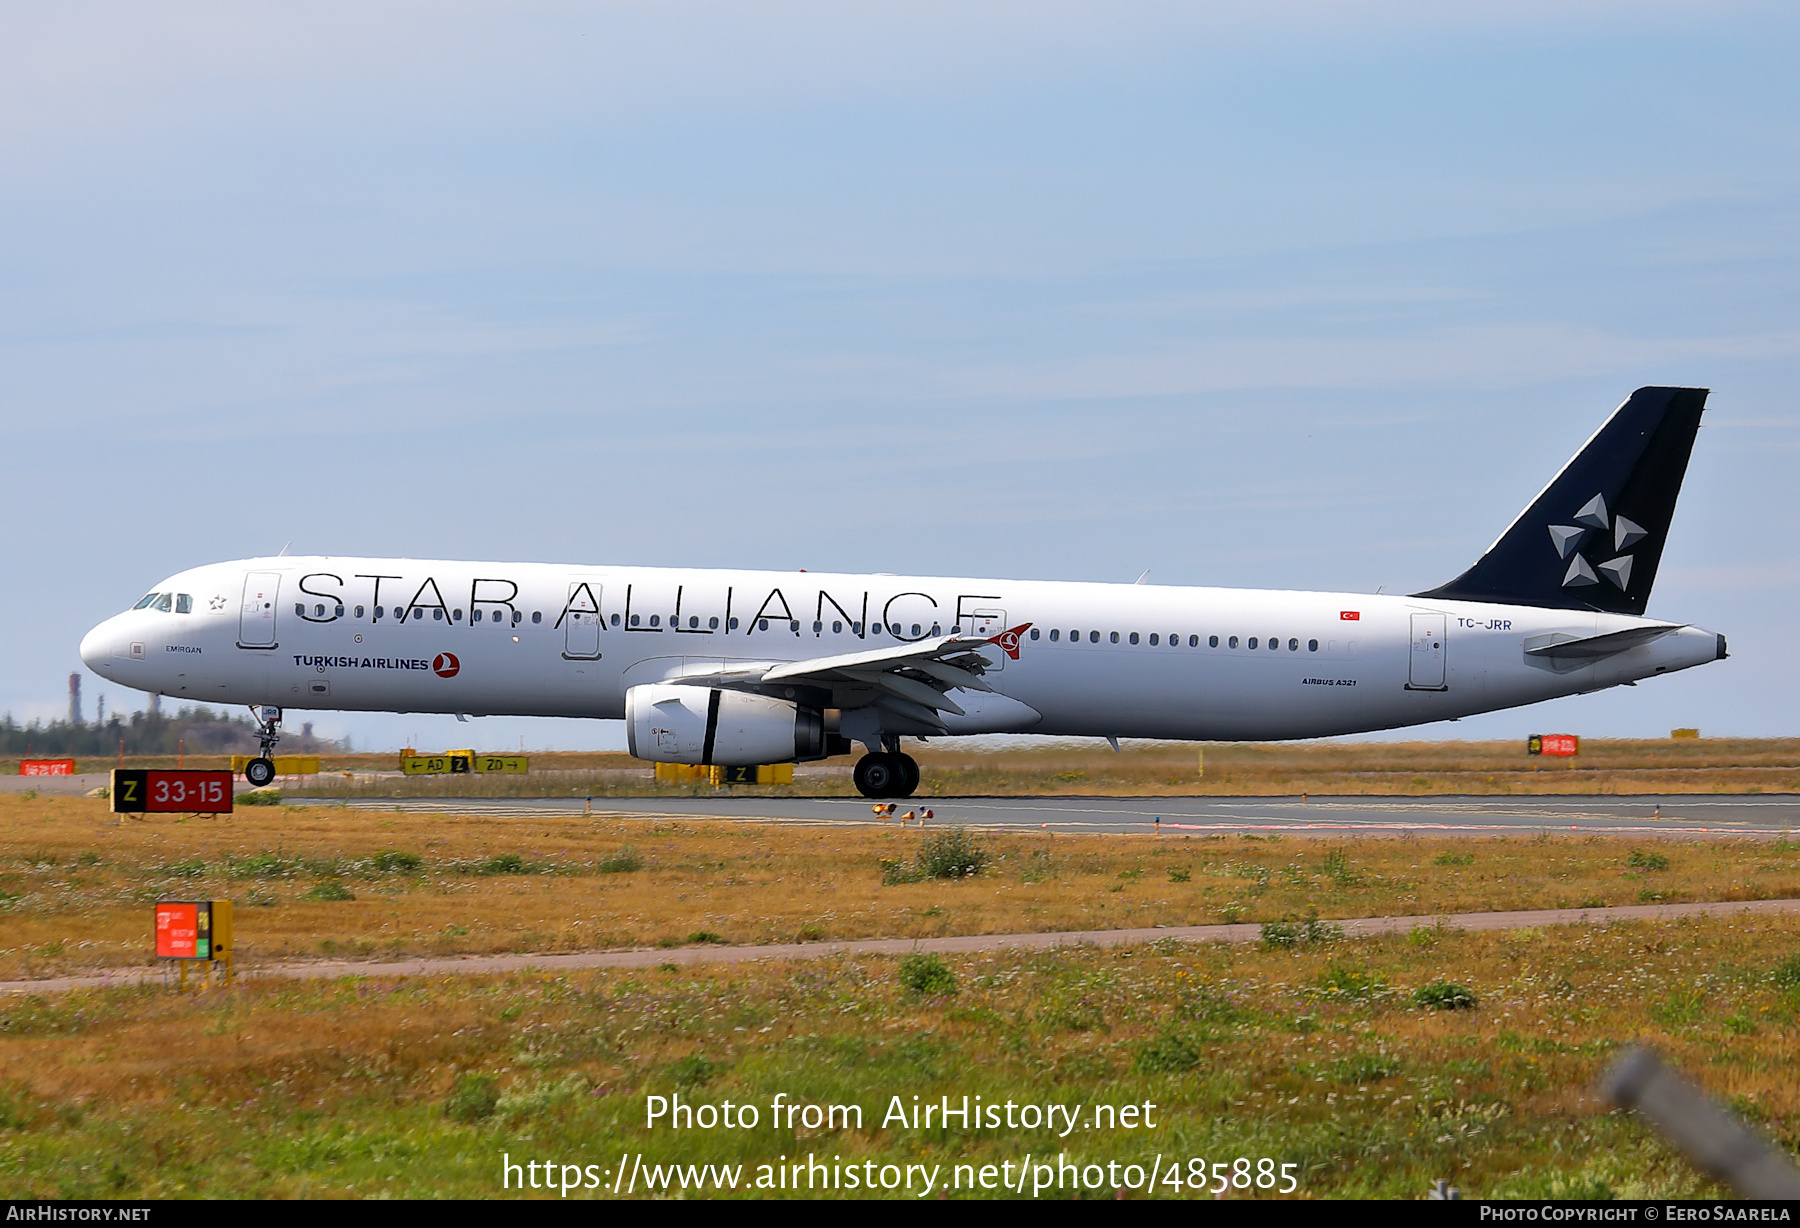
[731,618,741,630]
[355,605,365,619]
[690,617,700,628]
[314,604,324,617]
[1289,638,1298,651]
[630,614,641,626]
[1110,631,1120,644]
[336,605,345,618]
[1308,639,1319,652]
[293,603,304,616]
[1029,628,1040,640]
[176,594,193,614]
[813,620,823,633]
[832,621,843,633]
[790,620,799,632]
[851,621,861,634]
[413,608,424,620]
[710,617,720,629]
[649,615,660,627]
[1269,636,1278,650]
[434,609,444,621]
[931,623,941,636]
[1208,635,1218,648]
[1229,636,1239,649]
[133,593,158,610]
[1148,633,1158,645]
[1128,632,1139,645]
[758,619,769,631]
[531,612,542,624]
[911,623,922,637]
[1089,630,1100,643]
[451,609,461,621]
[611,614,621,626]
[1248,637,1258,649]
[1049,629,1060,642]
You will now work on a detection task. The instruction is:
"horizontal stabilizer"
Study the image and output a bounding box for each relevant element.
[1525,625,1680,661]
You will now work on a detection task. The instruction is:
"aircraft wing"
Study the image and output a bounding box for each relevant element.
[665,633,1008,733]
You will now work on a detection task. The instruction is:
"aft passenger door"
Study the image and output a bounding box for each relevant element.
[1408,613,1447,691]
[562,580,603,660]
[238,572,280,649]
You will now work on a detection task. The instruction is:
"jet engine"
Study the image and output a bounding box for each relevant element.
[625,684,826,766]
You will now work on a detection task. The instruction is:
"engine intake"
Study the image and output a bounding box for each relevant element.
[625,684,825,766]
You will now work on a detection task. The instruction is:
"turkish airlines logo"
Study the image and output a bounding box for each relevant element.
[1340,611,1360,621]
[987,623,1032,661]
[432,652,460,678]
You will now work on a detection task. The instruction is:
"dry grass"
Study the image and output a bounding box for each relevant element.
[4,915,1800,1197]
[4,795,1800,982]
[26,737,1800,798]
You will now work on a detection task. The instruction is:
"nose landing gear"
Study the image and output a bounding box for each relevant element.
[243,704,282,788]
[853,751,919,799]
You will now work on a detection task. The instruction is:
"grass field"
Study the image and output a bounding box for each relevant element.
[3,795,1800,983]
[22,737,1800,798]
[4,915,1800,1197]
[5,794,1800,1198]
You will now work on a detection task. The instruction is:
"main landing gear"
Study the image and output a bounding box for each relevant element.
[243,704,282,788]
[854,751,919,799]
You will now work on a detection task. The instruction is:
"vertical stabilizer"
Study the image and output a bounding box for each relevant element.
[1415,387,1707,615]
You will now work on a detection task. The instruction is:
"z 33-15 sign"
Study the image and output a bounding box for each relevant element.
[112,769,234,814]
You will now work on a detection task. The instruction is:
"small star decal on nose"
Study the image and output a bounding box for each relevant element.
[209,595,227,611]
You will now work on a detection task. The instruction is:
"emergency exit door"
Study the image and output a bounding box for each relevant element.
[1408,613,1447,690]
[563,580,603,659]
[238,572,280,649]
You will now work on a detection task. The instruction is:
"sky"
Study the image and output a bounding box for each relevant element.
[2,2,1797,751]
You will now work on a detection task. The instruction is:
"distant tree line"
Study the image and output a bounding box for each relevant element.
[0,705,345,757]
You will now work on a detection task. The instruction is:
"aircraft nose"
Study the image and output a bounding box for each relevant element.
[80,617,124,679]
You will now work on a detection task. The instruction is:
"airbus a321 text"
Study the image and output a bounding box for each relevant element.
[82,387,1726,797]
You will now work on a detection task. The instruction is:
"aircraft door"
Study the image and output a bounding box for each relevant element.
[238,572,280,649]
[562,580,603,660]
[1408,613,1447,690]
[966,609,1008,672]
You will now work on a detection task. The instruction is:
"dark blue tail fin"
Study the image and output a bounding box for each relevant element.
[1415,387,1708,616]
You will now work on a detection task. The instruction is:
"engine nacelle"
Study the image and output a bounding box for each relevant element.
[625,684,825,766]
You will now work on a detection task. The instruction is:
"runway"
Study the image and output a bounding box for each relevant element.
[297,793,1800,838]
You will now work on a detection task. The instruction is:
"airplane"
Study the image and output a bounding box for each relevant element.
[80,386,1725,798]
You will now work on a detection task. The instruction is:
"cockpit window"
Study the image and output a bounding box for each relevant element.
[152,593,173,613]
[132,593,159,610]
[175,594,193,614]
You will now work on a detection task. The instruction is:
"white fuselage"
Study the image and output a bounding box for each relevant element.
[79,556,1723,744]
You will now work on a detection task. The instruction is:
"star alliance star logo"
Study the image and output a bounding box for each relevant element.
[209,595,228,611]
[1549,494,1644,590]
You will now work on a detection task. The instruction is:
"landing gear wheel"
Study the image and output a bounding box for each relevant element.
[244,757,276,788]
[854,752,901,799]
[895,753,920,798]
